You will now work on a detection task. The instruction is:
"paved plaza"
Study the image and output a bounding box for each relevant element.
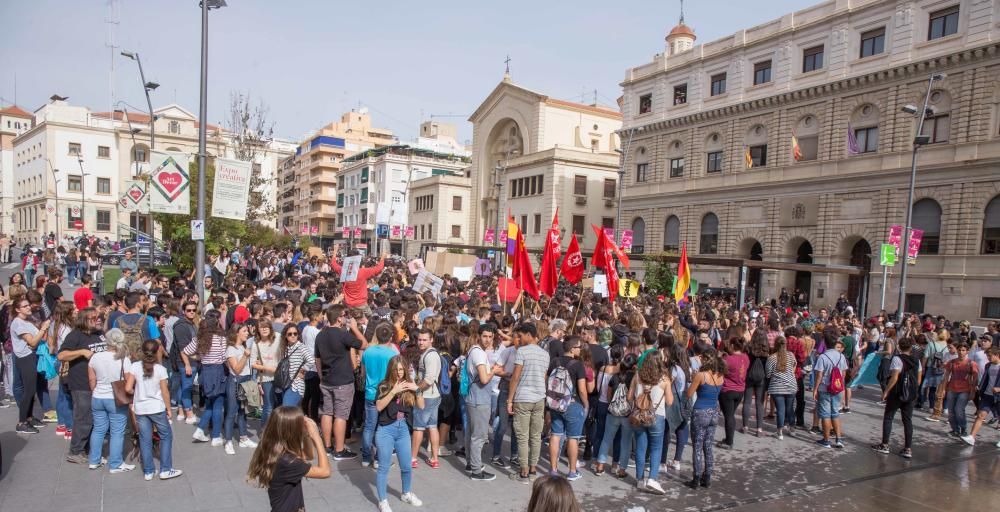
[1,383,997,512]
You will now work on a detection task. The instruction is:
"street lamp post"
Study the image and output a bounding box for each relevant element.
[45,158,61,244]
[121,50,159,268]
[614,127,639,246]
[195,0,228,304]
[77,156,90,233]
[895,72,945,323]
[116,104,144,240]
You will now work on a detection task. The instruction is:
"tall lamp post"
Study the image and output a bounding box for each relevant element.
[45,158,61,243]
[195,0,228,304]
[121,50,159,267]
[895,72,945,323]
[76,156,91,233]
[613,127,639,245]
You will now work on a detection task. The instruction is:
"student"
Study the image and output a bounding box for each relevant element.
[359,322,399,466]
[629,351,672,494]
[374,356,424,512]
[766,337,798,439]
[87,329,133,473]
[184,310,228,445]
[941,342,978,437]
[251,321,280,427]
[813,338,848,449]
[717,337,748,449]
[224,323,258,455]
[960,347,1000,447]
[508,322,550,483]
[464,324,497,482]
[11,296,51,434]
[872,336,922,458]
[412,328,443,469]
[686,348,725,489]
[526,475,582,512]
[314,304,366,460]
[126,339,182,480]
[247,406,331,512]
[546,336,589,481]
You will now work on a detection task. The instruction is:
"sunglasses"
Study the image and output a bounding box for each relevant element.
[185,309,197,313]
[286,332,300,337]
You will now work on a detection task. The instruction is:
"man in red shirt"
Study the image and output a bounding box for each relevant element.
[330,245,385,316]
[73,275,95,310]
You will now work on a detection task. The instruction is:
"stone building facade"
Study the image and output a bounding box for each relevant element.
[620,0,1000,321]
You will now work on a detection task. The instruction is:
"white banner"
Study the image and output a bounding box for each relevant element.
[212,157,253,220]
[149,150,191,215]
[340,255,362,283]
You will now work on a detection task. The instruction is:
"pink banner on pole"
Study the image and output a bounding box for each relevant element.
[887,225,903,249]
[484,228,495,244]
[311,226,319,235]
[603,227,615,240]
[498,230,507,245]
[342,226,350,237]
[907,228,924,259]
[391,225,401,238]
[405,226,415,239]
[300,225,309,235]
[354,227,362,237]
[621,229,634,250]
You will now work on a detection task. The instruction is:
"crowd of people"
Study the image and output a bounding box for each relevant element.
[1,240,998,512]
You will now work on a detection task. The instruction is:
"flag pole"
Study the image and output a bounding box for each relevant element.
[571,283,585,334]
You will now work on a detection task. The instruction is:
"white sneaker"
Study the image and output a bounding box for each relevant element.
[192,429,210,442]
[401,492,423,507]
[378,499,393,512]
[636,480,645,491]
[211,437,224,447]
[960,435,975,446]
[225,441,235,455]
[159,469,183,480]
[645,479,665,495]
[239,437,258,448]
[110,463,136,474]
[669,460,681,471]
[185,416,199,425]
[176,412,185,422]
[659,463,668,475]
[144,473,154,481]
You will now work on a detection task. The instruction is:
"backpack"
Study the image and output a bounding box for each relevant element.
[897,354,920,403]
[825,353,845,394]
[119,314,148,359]
[607,377,632,417]
[545,363,574,413]
[273,345,304,391]
[747,357,766,386]
[459,347,482,397]
[928,346,945,376]
[629,383,662,427]
[420,348,451,396]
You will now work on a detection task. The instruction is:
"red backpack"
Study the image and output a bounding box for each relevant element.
[826,353,845,394]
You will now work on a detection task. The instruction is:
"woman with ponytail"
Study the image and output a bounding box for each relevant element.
[126,338,182,480]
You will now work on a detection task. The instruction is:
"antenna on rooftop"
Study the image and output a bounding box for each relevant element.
[679,0,685,24]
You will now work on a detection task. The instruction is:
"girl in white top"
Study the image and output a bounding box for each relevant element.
[126,339,182,480]
[87,329,134,472]
[251,322,280,426]
[224,323,257,455]
[629,352,673,495]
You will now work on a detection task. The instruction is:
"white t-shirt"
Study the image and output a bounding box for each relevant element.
[129,362,167,415]
[10,317,39,358]
[89,352,132,400]
[302,324,320,372]
[226,345,252,377]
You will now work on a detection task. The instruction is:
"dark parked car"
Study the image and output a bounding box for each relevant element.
[102,245,172,266]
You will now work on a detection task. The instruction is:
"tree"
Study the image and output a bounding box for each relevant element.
[642,252,676,295]
[227,91,275,224]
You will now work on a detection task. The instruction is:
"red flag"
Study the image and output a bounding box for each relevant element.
[590,226,607,268]
[590,225,621,302]
[539,209,561,297]
[511,229,540,300]
[560,233,584,285]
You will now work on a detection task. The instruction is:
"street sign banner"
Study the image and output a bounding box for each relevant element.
[300,225,309,235]
[376,224,389,237]
[880,243,896,266]
[907,229,923,261]
[311,225,319,235]
[148,150,191,215]
[71,206,81,217]
[887,225,903,250]
[354,227,362,237]
[342,226,350,237]
[73,220,83,230]
[405,226,415,239]
[621,229,634,251]
[484,229,495,244]
[391,225,401,238]
[191,220,205,241]
[211,157,252,221]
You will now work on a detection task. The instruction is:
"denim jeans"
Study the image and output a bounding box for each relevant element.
[277,388,302,407]
[375,419,412,501]
[361,399,379,463]
[667,419,689,462]
[36,372,52,413]
[260,381,274,427]
[597,413,631,467]
[180,365,200,410]
[633,415,665,481]
[589,401,609,459]
[225,375,250,441]
[89,397,128,468]
[773,394,795,430]
[65,263,77,284]
[492,387,518,459]
[198,394,225,439]
[167,369,182,408]
[945,391,970,433]
[57,384,74,429]
[137,411,173,475]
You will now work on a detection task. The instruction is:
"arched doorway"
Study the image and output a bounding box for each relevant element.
[847,239,872,311]
[795,241,813,306]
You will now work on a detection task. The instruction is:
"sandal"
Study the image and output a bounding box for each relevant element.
[427,459,440,469]
[593,463,605,476]
[614,468,628,479]
[411,459,419,469]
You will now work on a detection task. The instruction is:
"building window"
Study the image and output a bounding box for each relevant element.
[912,198,941,255]
[534,214,541,234]
[803,45,824,72]
[96,210,111,231]
[603,179,616,199]
[360,167,369,183]
[860,27,885,58]
[663,215,680,252]
[749,145,768,167]
[753,60,772,85]
[97,178,110,194]
[982,195,1000,254]
[451,225,461,238]
[574,175,587,196]
[337,194,344,208]
[520,215,528,232]
[67,208,82,229]
[97,145,110,158]
[636,163,649,183]
[710,73,727,96]
[133,147,147,162]
[510,175,544,198]
[168,121,180,134]
[360,188,368,203]
[922,114,950,143]
[673,84,687,105]
[638,94,652,114]
[797,136,819,161]
[982,297,1000,319]
[338,176,345,189]
[452,195,462,211]
[905,294,926,315]
[706,151,724,173]
[572,215,585,236]
[68,175,82,192]
[68,142,81,156]
[855,127,879,153]
[669,158,684,178]
[928,6,959,40]
[700,213,719,254]
[415,195,434,212]
[602,218,614,230]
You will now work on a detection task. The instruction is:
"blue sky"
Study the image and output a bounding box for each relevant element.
[1,0,814,143]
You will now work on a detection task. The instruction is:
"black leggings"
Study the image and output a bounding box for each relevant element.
[881,395,914,448]
[742,384,765,430]
[718,390,742,445]
[794,377,806,427]
[15,354,37,423]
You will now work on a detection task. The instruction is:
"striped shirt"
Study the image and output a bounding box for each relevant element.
[513,344,550,403]
[283,342,314,395]
[766,353,797,395]
[183,334,227,365]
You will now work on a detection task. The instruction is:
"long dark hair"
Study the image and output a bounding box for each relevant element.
[277,323,300,359]
[196,309,224,356]
[246,406,313,488]
[140,339,159,378]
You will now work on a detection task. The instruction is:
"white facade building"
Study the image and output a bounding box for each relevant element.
[0,105,34,236]
[407,173,473,259]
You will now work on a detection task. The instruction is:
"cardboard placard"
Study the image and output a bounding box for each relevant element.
[340,255,362,282]
[408,258,425,275]
[618,279,639,298]
[413,269,444,296]
[453,266,473,282]
[474,258,492,276]
[593,274,608,297]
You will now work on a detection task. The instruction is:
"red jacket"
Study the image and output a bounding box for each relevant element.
[331,258,384,307]
[786,336,808,379]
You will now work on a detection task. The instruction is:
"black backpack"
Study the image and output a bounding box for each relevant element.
[273,346,304,391]
[896,354,920,403]
[747,356,766,386]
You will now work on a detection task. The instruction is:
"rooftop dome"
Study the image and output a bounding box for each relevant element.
[666,23,695,40]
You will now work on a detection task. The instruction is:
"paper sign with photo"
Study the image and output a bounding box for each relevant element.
[593,274,608,297]
[413,269,444,295]
[340,255,362,282]
[408,258,425,275]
